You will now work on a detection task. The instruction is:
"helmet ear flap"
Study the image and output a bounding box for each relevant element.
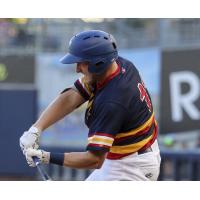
[88,60,107,74]
[88,52,118,74]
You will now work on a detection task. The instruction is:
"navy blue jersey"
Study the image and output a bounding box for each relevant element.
[74,56,158,159]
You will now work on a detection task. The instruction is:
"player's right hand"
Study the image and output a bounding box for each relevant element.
[25,148,50,167]
[19,126,41,154]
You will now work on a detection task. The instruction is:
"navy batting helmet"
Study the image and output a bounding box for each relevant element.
[60,30,118,74]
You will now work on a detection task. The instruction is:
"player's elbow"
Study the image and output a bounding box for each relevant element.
[88,151,106,169]
[94,159,104,169]
[94,153,106,169]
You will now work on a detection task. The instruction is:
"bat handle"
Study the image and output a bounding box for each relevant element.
[32,156,40,165]
[32,156,52,181]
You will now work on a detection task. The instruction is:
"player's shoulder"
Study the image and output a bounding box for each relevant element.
[117,56,137,70]
[95,58,137,106]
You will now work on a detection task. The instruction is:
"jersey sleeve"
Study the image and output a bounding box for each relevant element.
[74,76,93,101]
[86,102,127,152]
[60,85,77,94]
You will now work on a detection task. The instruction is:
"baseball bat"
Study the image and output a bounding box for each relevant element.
[32,156,52,181]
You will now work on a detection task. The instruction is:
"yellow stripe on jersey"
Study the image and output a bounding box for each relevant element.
[115,112,155,139]
[110,132,154,154]
[81,77,92,96]
[87,94,94,109]
[88,135,114,147]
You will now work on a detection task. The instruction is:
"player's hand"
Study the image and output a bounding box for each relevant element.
[19,127,41,154]
[25,148,50,167]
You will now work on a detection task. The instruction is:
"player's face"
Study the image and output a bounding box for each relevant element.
[76,62,96,84]
[76,62,89,74]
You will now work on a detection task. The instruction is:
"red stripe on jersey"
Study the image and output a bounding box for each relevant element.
[114,123,153,144]
[88,143,110,149]
[106,152,132,160]
[138,122,158,152]
[89,132,115,138]
[107,121,158,160]
[97,63,121,90]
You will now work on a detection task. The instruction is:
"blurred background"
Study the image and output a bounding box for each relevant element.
[0,18,199,181]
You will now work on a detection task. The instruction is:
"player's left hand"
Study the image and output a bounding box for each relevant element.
[25,148,50,167]
[19,126,41,154]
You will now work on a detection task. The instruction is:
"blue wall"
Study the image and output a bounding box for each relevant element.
[0,88,37,177]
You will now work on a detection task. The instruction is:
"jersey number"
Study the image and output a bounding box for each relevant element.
[137,82,152,112]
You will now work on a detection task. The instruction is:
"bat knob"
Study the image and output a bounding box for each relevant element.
[32,156,40,165]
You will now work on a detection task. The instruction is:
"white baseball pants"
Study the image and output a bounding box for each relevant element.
[85,140,161,181]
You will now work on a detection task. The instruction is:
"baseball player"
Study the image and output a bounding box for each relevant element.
[20,30,161,181]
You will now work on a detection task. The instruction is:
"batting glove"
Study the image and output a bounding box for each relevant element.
[25,148,50,167]
[19,126,41,154]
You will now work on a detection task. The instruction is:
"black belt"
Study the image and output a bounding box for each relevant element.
[138,147,152,155]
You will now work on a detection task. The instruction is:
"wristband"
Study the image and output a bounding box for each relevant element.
[50,153,64,166]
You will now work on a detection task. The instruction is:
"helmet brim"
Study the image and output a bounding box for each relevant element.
[60,53,84,64]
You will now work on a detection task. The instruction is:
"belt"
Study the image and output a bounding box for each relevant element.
[138,147,152,155]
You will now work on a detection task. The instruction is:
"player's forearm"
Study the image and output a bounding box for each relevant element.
[33,89,85,131]
[63,151,106,169]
